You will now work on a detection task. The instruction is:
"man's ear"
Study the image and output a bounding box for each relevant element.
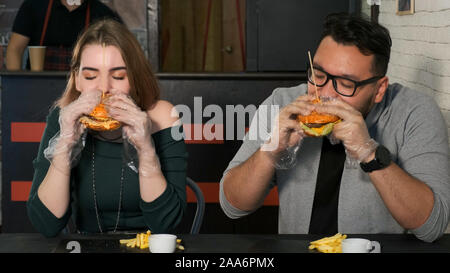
[374,76,389,103]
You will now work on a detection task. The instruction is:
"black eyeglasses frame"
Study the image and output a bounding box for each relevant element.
[306,65,383,97]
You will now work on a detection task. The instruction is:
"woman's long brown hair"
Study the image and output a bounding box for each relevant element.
[55,19,160,110]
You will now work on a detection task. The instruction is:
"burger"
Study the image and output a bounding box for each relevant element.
[296,99,341,137]
[79,93,121,131]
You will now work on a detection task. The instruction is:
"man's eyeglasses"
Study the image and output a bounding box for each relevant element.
[306,66,383,97]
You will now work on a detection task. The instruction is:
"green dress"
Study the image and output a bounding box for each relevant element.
[27,107,188,237]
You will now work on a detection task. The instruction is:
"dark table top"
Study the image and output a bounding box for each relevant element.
[0,233,449,253]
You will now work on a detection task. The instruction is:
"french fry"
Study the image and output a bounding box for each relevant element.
[141,234,146,249]
[126,240,133,247]
[120,230,152,250]
[120,230,185,252]
[309,233,347,253]
[119,239,134,244]
[127,239,137,248]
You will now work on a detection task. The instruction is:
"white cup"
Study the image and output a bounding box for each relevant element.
[341,238,381,253]
[149,234,177,253]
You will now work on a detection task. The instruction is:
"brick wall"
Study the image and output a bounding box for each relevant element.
[365,0,450,233]
[378,0,450,148]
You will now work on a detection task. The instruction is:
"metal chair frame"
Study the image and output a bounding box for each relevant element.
[186,177,205,234]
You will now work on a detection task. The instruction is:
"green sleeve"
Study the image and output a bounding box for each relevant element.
[140,126,188,233]
[26,108,71,237]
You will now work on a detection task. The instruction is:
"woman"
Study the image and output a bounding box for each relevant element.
[6,0,122,70]
[27,19,188,237]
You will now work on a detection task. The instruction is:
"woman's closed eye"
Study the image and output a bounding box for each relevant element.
[82,71,97,80]
[112,71,127,80]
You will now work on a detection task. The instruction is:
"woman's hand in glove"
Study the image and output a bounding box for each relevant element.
[59,89,102,143]
[44,89,102,173]
[103,92,153,152]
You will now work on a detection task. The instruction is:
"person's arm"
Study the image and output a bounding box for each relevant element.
[222,94,315,213]
[28,92,102,238]
[6,32,29,70]
[222,149,276,211]
[106,97,188,232]
[138,101,187,232]
[27,109,73,237]
[321,100,434,229]
[36,137,73,218]
[365,160,434,229]
[36,91,101,218]
[138,126,188,233]
[315,95,450,242]
[139,100,181,203]
[7,0,33,70]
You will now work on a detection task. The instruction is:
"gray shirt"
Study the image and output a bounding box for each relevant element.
[219,83,450,242]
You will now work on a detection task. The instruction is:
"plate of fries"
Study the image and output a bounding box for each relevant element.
[119,230,184,252]
[308,233,347,253]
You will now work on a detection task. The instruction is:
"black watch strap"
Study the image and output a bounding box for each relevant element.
[360,145,391,173]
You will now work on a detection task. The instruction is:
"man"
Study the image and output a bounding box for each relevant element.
[219,13,449,243]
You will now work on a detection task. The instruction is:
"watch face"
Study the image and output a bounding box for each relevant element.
[376,145,391,167]
[360,145,391,172]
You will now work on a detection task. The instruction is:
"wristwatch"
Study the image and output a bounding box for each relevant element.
[360,144,392,173]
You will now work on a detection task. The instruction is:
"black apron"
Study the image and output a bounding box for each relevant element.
[40,0,90,70]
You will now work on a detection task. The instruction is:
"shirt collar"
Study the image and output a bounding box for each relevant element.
[55,0,88,11]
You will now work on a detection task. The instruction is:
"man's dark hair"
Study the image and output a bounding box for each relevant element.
[320,13,392,76]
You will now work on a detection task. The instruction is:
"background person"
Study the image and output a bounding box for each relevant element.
[6,0,121,71]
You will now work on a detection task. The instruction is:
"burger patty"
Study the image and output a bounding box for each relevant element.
[305,123,328,128]
[85,115,110,122]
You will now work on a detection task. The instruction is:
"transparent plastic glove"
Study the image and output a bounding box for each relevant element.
[335,122,378,163]
[44,90,102,171]
[262,138,303,170]
[261,95,314,169]
[327,133,341,145]
[104,92,161,175]
[59,89,102,142]
[122,133,139,173]
[325,121,375,169]
[44,130,87,169]
[122,133,161,176]
[325,133,363,168]
[314,99,378,163]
